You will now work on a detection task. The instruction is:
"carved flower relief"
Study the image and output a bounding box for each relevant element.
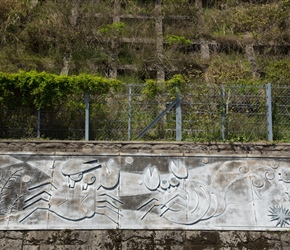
[143,165,160,191]
[169,160,188,179]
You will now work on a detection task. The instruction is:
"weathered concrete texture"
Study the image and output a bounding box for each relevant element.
[0,230,289,249]
[0,140,289,157]
[1,140,290,249]
[2,154,290,230]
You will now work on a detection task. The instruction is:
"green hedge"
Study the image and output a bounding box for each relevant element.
[0,71,124,109]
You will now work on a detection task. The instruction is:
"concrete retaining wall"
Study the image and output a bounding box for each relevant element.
[1,230,290,249]
[0,140,290,249]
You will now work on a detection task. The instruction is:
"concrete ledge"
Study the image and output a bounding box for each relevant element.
[0,140,289,157]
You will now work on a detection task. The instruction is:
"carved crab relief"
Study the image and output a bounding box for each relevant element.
[0,156,121,228]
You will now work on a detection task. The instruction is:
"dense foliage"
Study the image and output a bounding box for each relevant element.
[0,71,123,109]
[0,0,289,84]
[0,0,289,142]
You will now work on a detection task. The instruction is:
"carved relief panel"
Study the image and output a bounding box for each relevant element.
[0,154,289,230]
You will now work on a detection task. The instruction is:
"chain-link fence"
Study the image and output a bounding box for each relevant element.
[0,83,289,141]
[272,85,290,141]
[222,84,268,141]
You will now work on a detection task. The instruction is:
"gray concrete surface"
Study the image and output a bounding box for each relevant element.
[0,140,290,249]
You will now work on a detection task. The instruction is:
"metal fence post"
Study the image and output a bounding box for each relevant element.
[266,83,273,141]
[176,91,182,141]
[37,109,41,138]
[221,85,226,140]
[85,92,90,141]
[128,84,132,141]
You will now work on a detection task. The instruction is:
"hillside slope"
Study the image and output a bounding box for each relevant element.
[0,0,289,84]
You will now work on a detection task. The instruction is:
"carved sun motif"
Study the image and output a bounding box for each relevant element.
[269,205,290,227]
